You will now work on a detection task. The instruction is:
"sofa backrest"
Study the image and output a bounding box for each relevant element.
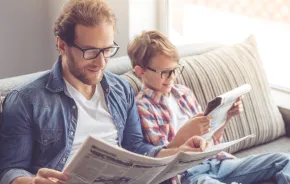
[1,38,284,154]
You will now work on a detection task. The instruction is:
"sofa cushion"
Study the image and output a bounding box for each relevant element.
[123,36,286,153]
[0,96,3,113]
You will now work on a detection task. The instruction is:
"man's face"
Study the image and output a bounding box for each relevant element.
[142,54,179,95]
[63,23,115,85]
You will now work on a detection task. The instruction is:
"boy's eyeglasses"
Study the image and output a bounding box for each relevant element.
[146,65,184,79]
[72,42,120,60]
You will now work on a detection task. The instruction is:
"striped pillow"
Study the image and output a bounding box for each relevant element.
[176,36,285,153]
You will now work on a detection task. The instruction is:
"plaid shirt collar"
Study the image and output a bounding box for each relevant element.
[141,85,185,104]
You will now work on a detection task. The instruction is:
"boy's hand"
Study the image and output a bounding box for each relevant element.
[180,112,212,136]
[179,136,212,152]
[226,96,243,121]
[169,114,211,148]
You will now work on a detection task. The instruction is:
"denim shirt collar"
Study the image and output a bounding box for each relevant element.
[45,56,118,94]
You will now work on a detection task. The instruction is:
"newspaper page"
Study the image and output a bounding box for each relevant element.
[63,134,255,184]
[202,84,252,140]
[63,136,175,184]
[151,134,255,184]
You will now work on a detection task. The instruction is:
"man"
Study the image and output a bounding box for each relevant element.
[0,0,207,184]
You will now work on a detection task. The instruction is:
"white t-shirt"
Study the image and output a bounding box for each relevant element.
[164,93,189,132]
[64,80,118,165]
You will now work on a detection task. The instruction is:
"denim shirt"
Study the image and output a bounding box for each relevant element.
[0,59,163,184]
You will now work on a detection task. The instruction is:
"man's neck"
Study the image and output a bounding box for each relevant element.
[65,75,96,100]
[62,69,96,100]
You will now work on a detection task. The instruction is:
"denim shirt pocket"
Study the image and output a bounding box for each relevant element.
[34,129,64,167]
[37,129,62,145]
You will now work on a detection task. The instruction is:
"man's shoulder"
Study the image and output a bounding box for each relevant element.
[104,71,132,90]
[6,71,53,105]
[13,71,50,93]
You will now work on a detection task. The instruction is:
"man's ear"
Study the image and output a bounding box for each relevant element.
[134,65,145,78]
[56,36,67,55]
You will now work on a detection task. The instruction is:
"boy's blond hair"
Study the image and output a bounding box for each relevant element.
[127,31,179,68]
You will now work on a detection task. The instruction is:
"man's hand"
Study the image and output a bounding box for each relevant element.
[12,168,68,184]
[168,113,211,148]
[226,96,243,121]
[179,136,212,152]
[156,136,212,158]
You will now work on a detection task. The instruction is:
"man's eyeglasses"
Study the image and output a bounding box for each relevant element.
[72,42,120,60]
[146,65,184,79]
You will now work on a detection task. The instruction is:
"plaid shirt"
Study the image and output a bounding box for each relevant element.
[136,84,201,146]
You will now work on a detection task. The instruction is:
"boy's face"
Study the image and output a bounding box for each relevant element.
[142,54,179,96]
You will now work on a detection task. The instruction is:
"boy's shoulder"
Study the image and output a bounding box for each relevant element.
[172,84,194,97]
[136,89,152,105]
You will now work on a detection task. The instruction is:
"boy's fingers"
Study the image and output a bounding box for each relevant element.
[195,112,204,117]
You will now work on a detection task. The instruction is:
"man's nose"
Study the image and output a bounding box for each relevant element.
[93,52,106,68]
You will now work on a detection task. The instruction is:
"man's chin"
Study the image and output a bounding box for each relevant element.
[79,74,104,85]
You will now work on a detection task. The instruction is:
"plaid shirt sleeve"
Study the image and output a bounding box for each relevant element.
[136,96,169,146]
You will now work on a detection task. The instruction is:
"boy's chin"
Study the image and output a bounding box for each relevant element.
[161,88,172,95]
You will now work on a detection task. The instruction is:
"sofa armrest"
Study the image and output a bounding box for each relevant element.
[278,106,290,137]
[271,85,290,137]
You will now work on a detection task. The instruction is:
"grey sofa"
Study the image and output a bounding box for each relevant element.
[0,36,289,184]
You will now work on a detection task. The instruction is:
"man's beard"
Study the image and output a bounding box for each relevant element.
[66,51,104,85]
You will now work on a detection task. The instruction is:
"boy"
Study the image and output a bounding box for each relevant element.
[127,30,290,184]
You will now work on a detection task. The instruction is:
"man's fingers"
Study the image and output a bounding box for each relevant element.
[183,147,203,152]
[38,168,68,181]
[34,177,57,184]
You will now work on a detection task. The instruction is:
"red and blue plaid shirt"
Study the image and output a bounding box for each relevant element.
[136,84,201,146]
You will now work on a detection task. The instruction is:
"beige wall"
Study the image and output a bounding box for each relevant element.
[0,0,53,78]
[0,0,160,78]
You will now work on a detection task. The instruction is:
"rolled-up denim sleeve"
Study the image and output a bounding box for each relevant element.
[0,91,34,183]
[121,86,165,157]
[0,169,32,184]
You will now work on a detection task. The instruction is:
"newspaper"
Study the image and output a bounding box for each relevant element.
[202,84,252,140]
[62,134,255,184]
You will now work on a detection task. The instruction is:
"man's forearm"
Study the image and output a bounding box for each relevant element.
[155,148,180,158]
[0,169,33,184]
[11,177,34,184]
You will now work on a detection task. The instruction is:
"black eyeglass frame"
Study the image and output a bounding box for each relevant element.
[146,64,184,79]
[72,41,120,60]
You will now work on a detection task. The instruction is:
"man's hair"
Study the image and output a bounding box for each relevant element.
[127,30,179,68]
[53,0,116,46]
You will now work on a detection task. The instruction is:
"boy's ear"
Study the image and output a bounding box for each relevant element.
[134,65,145,78]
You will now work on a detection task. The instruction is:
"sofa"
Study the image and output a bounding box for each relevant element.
[0,36,289,184]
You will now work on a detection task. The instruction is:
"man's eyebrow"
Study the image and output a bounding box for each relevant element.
[79,43,115,49]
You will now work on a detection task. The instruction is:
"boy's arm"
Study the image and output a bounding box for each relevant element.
[136,102,168,146]
[121,86,164,157]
